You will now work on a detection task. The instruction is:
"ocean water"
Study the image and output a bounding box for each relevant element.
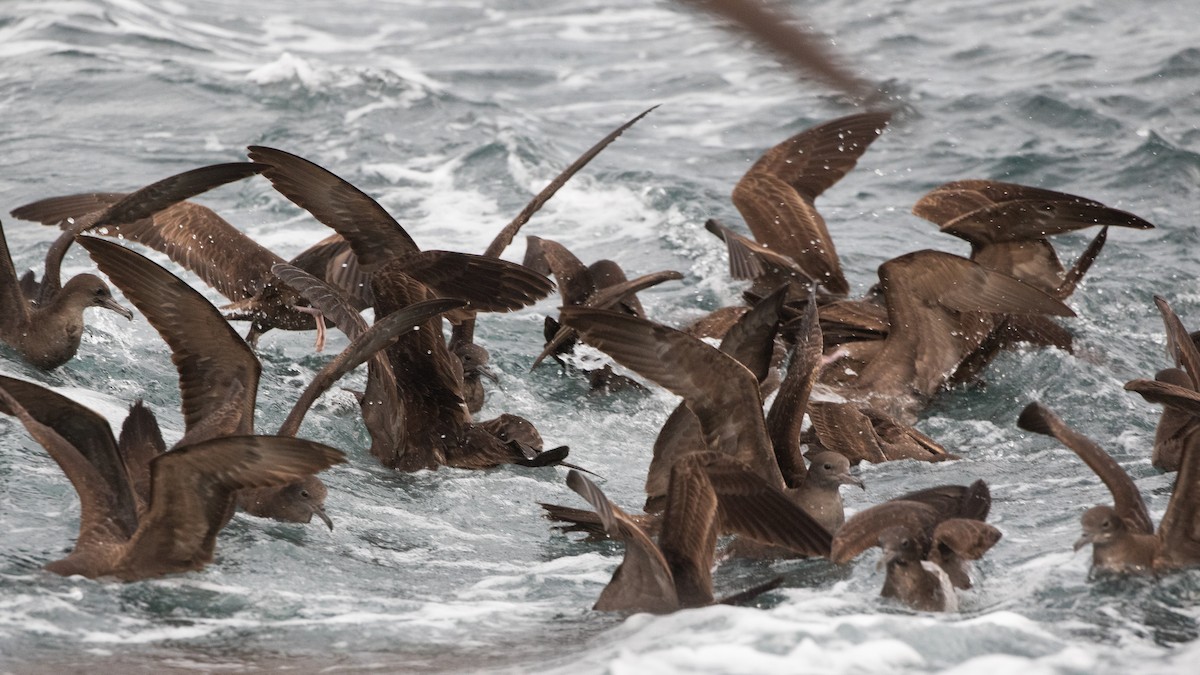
[2,0,1200,672]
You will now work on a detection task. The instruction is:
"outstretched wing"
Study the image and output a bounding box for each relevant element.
[79,237,261,441]
[277,298,465,436]
[561,308,784,488]
[566,470,679,613]
[122,436,345,578]
[17,163,269,303]
[732,112,891,295]
[248,145,420,267]
[691,453,832,557]
[0,221,31,331]
[1017,402,1153,534]
[0,383,137,545]
[830,499,940,563]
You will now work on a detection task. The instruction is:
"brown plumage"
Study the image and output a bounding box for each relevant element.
[912,180,1153,296]
[913,180,1153,385]
[565,452,828,613]
[1123,297,1200,472]
[450,341,498,413]
[1017,402,1200,575]
[11,162,267,303]
[7,162,349,346]
[247,145,552,317]
[245,140,568,419]
[270,262,405,462]
[683,305,751,340]
[527,236,683,370]
[1130,368,1200,472]
[698,112,891,348]
[367,261,566,471]
[0,218,131,369]
[448,106,658,410]
[1125,373,1200,477]
[115,400,167,514]
[275,259,566,472]
[275,293,467,445]
[18,148,546,351]
[646,287,791,511]
[674,0,872,99]
[561,307,784,487]
[804,401,956,464]
[705,218,816,289]
[77,238,448,528]
[821,250,1075,424]
[831,481,999,611]
[17,186,365,347]
[558,299,864,542]
[275,261,540,468]
[724,111,892,298]
[0,379,344,581]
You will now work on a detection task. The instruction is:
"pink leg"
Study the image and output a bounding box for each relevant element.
[819,346,851,370]
[292,306,327,352]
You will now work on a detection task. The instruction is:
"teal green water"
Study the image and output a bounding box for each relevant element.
[2,0,1200,672]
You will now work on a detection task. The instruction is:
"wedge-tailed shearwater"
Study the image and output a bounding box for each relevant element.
[831,481,999,611]
[0,379,344,581]
[0,218,131,369]
[563,453,828,613]
[1018,402,1200,575]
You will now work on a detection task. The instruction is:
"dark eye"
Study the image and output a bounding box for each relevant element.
[823,463,833,471]
[300,490,310,499]
[94,288,108,297]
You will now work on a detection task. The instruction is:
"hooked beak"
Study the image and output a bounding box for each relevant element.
[476,364,500,384]
[839,472,866,491]
[1073,532,1093,552]
[312,505,333,531]
[101,298,134,321]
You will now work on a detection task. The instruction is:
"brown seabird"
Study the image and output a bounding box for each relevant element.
[912,179,1154,385]
[245,145,554,331]
[0,217,132,369]
[1018,401,1200,575]
[1123,296,1200,472]
[269,261,568,472]
[912,179,1153,296]
[0,378,344,581]
[12,165,376,351]
[804,401,956,464]
[77,237,459,525]
[449,106,658,409]
[549,298,863,546]
[718,111,892,298]
[820,249,1075,424]
[563,452,829,613]
[831,481,999,611]
[525,235,682,371]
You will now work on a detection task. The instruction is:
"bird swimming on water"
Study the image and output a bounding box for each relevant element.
[831,480,999,612]
[0,376,345,581]
[0,218,131,369]
[1018,399,1200,576]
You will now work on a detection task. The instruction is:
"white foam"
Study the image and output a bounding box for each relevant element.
[245,52,332,90]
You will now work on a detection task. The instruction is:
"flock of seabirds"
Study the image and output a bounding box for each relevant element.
[4,103,1200,616]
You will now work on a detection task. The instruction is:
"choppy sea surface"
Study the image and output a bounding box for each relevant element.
[2,0,1200,672]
